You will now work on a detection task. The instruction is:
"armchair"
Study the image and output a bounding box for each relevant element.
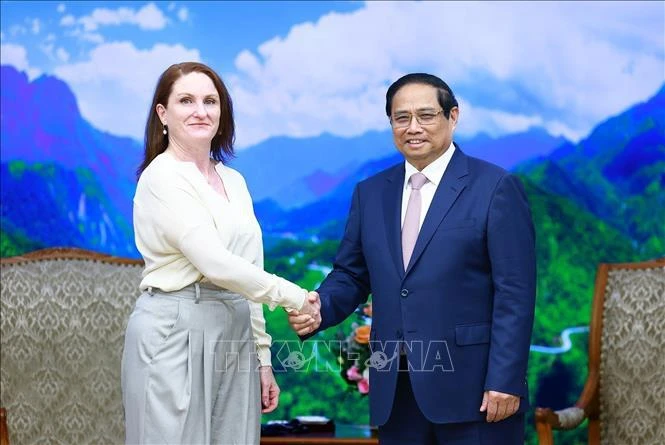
[535,258,665,444]
[0,248,143,444]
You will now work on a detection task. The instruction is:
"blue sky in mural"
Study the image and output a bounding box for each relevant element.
[1,1,663,148]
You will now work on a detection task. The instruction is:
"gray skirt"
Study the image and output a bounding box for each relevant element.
[121,283,260,445]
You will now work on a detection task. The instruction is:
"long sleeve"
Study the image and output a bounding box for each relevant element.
[249,301,273,366]
[134,157,307,314]
[316,185,372,331]
[484,174,536,397]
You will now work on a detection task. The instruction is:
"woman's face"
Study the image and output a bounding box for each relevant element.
[157,71,221,147]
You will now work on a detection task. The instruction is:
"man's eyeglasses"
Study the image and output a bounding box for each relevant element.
[390,109,444,129]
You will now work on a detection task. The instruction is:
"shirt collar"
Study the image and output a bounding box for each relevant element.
[404,141,456,189]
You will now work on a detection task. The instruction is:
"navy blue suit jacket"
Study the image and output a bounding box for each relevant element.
[314,145,536,426]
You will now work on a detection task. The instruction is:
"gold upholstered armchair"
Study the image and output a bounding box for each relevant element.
[535,258,665,444]
[0,248,144,444]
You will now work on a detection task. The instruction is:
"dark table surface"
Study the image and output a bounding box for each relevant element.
[261,424,378,444]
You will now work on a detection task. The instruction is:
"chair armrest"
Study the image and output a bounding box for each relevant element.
[534,351,600,442]
[534,406,586,445]
[536,406,586,430]
[534,366,598,444]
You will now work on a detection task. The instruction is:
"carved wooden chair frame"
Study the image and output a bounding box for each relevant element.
[534,258,665,444]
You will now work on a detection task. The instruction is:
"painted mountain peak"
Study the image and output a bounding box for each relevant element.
[1,65,142,257]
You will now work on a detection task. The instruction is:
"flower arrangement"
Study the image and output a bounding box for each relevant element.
[334,302,372,395]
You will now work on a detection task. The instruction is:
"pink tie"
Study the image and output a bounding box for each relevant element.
[402,172,428,270]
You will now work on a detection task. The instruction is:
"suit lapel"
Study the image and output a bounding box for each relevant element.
[405,146,470,275]
[383,164,406,279]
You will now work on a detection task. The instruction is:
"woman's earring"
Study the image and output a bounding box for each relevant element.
[163,124,168,135]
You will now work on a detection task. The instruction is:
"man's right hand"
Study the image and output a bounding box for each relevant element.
[288,291,321,335]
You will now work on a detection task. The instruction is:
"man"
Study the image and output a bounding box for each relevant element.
[290,73,536,444]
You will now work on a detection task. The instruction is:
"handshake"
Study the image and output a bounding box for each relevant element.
[287,291,322,336]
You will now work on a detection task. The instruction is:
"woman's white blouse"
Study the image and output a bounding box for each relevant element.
[133,152,307,366]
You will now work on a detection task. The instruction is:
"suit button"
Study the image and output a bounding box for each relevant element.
[396,330,403,339]
[400,289,409,298]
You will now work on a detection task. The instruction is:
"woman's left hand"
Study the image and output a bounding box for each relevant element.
[259,366,280,413]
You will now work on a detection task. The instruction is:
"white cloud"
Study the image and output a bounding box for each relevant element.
[60,2,167,35]
[65,28,105,44]
[31,18,41,35]
[60,14,75,26]
[456,98,544,138]
[543,121,585,142]
[76,2,167,31]
[56,47,70,62]
[1,43,29,69]
[54,41,200,139]
[82,32,105,44]
[40,42,55,59]
[57,3,66,13]
[227,1,664,147]
[177,7,189,22]
[134,3,168,30]
[456,97,584,142]
[40,36,69,64]
[9,24,28,36]
[0,43,40,79]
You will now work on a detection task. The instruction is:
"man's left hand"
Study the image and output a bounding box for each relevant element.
[479,390,520,422]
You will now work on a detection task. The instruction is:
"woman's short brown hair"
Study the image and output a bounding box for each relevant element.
[137,62,235,177]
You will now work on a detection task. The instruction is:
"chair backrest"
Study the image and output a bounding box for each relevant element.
[0,248,143,444]
[596,259,665,444]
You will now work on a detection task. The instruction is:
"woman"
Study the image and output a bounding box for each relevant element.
[121,62,319,444]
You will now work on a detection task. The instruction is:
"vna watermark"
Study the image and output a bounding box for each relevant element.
[212,340,455,373]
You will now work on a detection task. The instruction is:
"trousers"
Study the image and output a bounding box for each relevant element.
[121,283,260,445]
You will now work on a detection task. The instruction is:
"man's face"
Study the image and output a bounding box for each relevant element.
[390,83,458,170]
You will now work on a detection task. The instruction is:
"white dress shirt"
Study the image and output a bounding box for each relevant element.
[401,142,456,230]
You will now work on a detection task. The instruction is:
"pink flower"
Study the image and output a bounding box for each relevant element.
[346,366,362,382]
[357,378,369,394]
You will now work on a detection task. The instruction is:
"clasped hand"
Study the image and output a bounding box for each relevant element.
[286,291,321,335]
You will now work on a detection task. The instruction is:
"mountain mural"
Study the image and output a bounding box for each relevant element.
[0,161,136,257]
[230,131,398,209]
[254,86,665,249]
[2,63,661,259]
[232,127,568,210]
[516,85,665,256]
[0,66,143,257]
[1,65,143,225]
[1,65,663,444]
[1,63,580,257]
